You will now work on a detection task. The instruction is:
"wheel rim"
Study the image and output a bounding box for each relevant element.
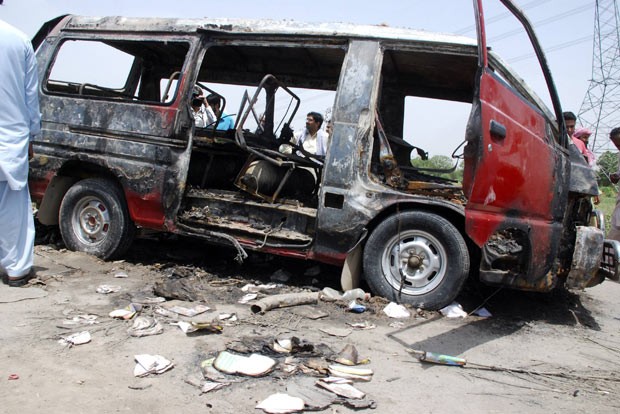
[71,196,111,246]
[380,229,448,295]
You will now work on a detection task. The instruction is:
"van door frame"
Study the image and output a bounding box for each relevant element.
[464,0,570,289]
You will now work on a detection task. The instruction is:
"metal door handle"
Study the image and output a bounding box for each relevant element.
[490,120,506,138]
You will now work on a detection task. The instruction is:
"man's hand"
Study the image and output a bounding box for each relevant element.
[611,172,620,184]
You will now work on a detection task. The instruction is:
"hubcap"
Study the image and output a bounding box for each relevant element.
[381,230,447,295]
[72,196,110,246]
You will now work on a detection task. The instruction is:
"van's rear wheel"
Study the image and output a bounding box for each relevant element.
[363,211,469,310]
[59,178,135,260]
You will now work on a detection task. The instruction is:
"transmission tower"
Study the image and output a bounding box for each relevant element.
[578,0,620,154]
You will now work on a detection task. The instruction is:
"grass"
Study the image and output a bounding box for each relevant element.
[596,187,617,236]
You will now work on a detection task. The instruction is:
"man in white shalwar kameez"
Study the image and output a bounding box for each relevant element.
[0,5,42,286]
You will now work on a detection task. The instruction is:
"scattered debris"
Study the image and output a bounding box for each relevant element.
[250,292,319,314]
[96,284,121,294]
[319,327,352,338]
[109,303,142,320]
[407,349,466,366]
[153,274,211,302]
[8,374,19,380]
[439,302,467,318]
[291,306,329,320]
[383,302,411,318]
[127,316,164,337]
[133,354,174,377]
[114,271,129,278]
[159,300,210,317]
[472,307,492,318]
[201,381,229,393]
[320,287,343,301]
[59,331,91,346]
[133,296,166,305]
[328,364,373,381]
[256,392,305,414]
[218,313,238,323]
[316,379,365,399]
[200,357,232,383]
[320,287,370,302]
[333,344,369,366]
[63,314,99,326]
[239,293,258,304]
[241,283,278,293]
[213,351,276,377]
[171,320,223,335]
[286,378,334,411]
[128,383,152,390]
[347,321,376,330]
[348,300,366,313]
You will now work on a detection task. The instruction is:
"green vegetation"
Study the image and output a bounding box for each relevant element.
[595,151,618,233]
[411,155,464,182]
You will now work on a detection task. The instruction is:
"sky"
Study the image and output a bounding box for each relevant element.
[0,0,598,157]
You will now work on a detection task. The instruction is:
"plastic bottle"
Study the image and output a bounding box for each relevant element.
[412,350,466,366]
[320,287,343,301]
[342,288,369,301]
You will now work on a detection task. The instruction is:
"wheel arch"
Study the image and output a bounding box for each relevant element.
[341,200,481,292]
[37,161,128,226]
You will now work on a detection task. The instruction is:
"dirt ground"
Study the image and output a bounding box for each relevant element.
[1,235,620,414]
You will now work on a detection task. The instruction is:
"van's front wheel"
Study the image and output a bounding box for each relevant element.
[59,178,135,260]
[363,211,469,310]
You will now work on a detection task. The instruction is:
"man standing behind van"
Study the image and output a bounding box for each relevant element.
[294,112,329,156]
[607,128,620,241]
[0,3,42,286]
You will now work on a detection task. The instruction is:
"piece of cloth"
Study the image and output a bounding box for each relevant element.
[0,182,35,277]
[216,112,235,130]
[0,20,41,191]
[294,128,329,156]
[571,136,588,159]
[193,105,214,128]
[194,107,234,130]
[573,127,592,139]
[0,20,41,279]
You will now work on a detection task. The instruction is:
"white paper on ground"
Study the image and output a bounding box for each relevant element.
[133,354,173,377]
[383,302,411,318]
[439,302,468,318]
[213,351,276,376]
[256,393,305,413]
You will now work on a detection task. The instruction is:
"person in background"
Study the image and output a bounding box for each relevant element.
[563,111,577,138]
[294,111,329,156]
[191,86,210,128]
[607,128,620,241]
[0,1,42,286]
[206,93,235,130]
[573,127,596,167]
[325,119,333,136]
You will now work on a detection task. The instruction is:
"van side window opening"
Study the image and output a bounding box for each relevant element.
[370,46,477,192]
[45,39,190,104]
[185,43,344,200]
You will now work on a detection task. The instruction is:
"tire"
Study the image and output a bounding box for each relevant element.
[363,211,470,310]
[59,178,135,260]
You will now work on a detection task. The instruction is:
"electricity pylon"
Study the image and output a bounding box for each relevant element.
[578,0,620,154]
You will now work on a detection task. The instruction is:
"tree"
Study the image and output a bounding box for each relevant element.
[597,151,618,187]
[411,155,463,182]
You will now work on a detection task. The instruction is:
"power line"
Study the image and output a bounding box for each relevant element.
[508,35,592,63]
[490,4,593,42]
[454,0,551,35]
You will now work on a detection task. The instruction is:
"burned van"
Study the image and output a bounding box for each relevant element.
[30,1,620,309]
